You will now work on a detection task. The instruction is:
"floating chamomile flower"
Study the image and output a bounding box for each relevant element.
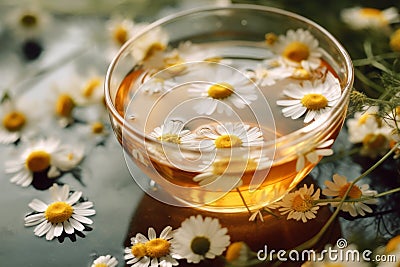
[0,98,38,144]
[341,7,399,30]
[91,255,118,267]
[193,155,270,191]
[245,63,292,87]
[195,122,263,151]
[188,66,257,115]
[4,138,84,187]
[296,139,334,172]
[6,5,51,40]
[275,184,324,223]
[149,120,196,145]
[124,226,178,267]
[322,174,378,217]
[276,72,341,123]
[269,28,324,71]
[24,183,95,241]
[172,215,230,264]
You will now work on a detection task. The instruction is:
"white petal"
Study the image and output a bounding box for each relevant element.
[29,199,48,212]
[74,208,96,216]
[63,220,74,234]
[46,225,56,240]
[34,221,51,237]
[68,217,85,231]
[53,222,64,237]
[66,191,82,205]
[72,214,93,224]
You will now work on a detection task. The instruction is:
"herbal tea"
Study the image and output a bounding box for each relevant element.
[111,27,347,212]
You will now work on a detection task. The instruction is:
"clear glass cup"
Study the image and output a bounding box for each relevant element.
[105,4,353,213]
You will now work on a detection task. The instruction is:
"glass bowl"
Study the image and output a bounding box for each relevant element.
[105,4,353,213]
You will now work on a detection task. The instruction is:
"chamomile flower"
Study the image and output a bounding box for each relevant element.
[124,226,178,267]
[24,183,95,241]
[131,26,169,63]
[193,155,270,191]
[149,120,196,145]
[275,184,324,223]
[74,75,105,106]
[245,62,292,87]
[172,215,230,264]
[322,174,378,217]
[187,65,257,115]
[91,255,118,267]
[269,28,324,71]
[106,16,137,47]
[296,139,334,172]
[6,5,51,40]
[225,242,253,264]
[276,72,341,123]
[195,122,263,151]
[4,138,84,187]
[341,7,399,30]
[0,98,38,144]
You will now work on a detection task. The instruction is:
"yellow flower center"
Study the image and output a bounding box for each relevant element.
[94,264,108,267]
[26,150,51,172]
[291,194,313,212]
[360,8,383,18]
[157,134,181,144]
[45,201,74,224]
[163,54,187,73]
[55,94,75,118]
[283,42,310,63]
[131,243,147,258]
[265,32,278,45]
[20,13,38,28]
[338,183,362,199]
[214,134,242,148]
[291,68,312,80]
[144,42,165,61]
[82,78,102,98]
[190,236,211,256]
[113,25,128,46]
[390,29,400,52]
[207,82,234,99]
[385,235,400,253]
[358,113,382,127]
[145,238,171,258]
[2,111,26,132]
[362,133,387,150]
[225,242,245,262]
[91,122,104,134]
[301,93,328,110]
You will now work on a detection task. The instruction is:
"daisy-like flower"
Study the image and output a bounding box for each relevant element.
[276,71,341,123]
[91,255,118,267]
[140,76,177,95]
[268,28,324,71]
[341,7,399,30]
[74,75,105,106]
[131,26,169,63]
[172,215,230,264]
[322,174,378,217]
[296,139,334,172]
[195,122,264,151]
[5,138,84,187]
[0,98,39,144]
[245,62,293,87]
[274,184,324,223]
[187,65,258,115]
[6,5,51,40]
[106,16,137,47]
[24,183,95,241]
[149,120,196,145]
[193,154,271,191]
[225,242,253,264]
[124,226,178,267]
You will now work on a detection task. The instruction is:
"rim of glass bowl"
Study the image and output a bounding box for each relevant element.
[105,4,354,154]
